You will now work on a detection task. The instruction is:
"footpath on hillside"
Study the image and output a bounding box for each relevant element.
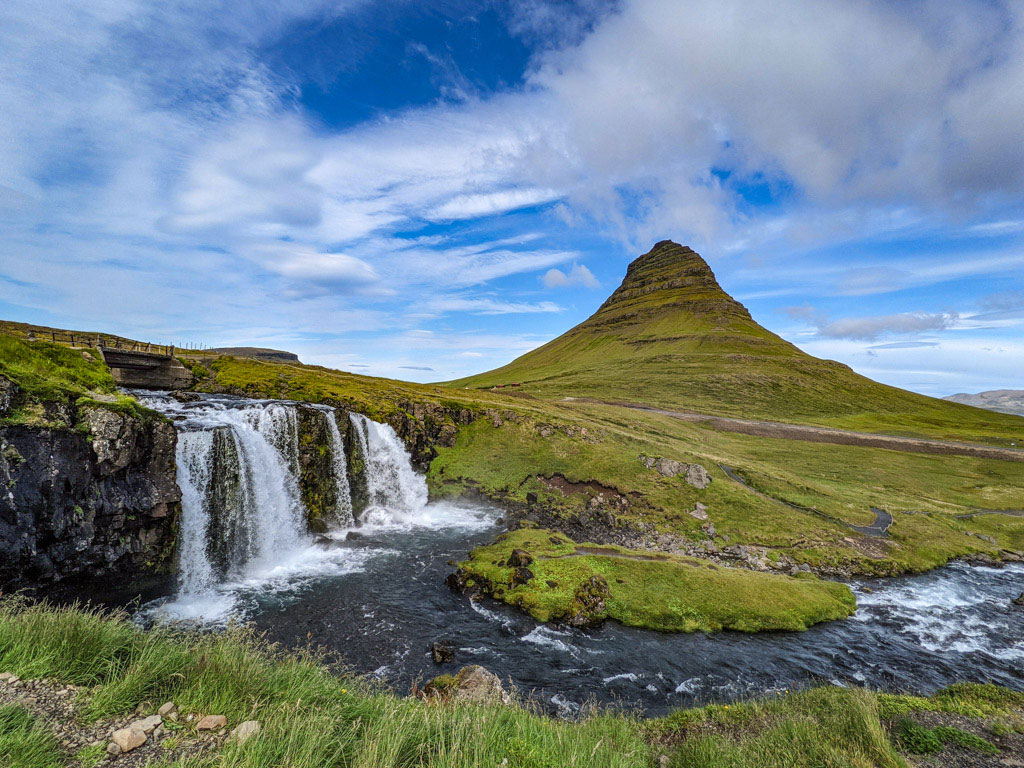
[568,399,1024,463]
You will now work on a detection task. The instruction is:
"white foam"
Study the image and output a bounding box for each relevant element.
[522,626,575,654]
[603,672,640,684]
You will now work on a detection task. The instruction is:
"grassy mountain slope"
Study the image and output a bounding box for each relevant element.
[447,241,1024,443]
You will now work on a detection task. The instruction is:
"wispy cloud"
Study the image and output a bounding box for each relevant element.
[785,305,960,341]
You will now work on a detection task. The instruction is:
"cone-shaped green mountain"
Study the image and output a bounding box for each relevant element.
[447,241,1023,439]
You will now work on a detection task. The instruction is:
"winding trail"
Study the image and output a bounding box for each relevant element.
[569,399,1024,462]
[719,464,1024,537]
[719,463,893,537]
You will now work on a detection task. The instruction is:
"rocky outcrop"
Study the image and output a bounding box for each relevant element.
[566,574,611,627]
[391,400,475,469]
[639,455,711,488]
[0,406,180,589]
[423,665,513,706]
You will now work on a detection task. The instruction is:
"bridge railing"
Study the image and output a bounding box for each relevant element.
[8,327,176,357]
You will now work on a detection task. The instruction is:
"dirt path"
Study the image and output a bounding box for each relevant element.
[569,399,1024,462]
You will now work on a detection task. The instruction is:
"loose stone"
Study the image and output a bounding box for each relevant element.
[196,714,227,731]
[233,720,261,744]
[111,727,146,753]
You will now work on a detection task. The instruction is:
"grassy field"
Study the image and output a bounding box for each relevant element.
[455,528,856,632]
[1,600,1022,768]
[0,334,155,427]
[429,402,1024,576]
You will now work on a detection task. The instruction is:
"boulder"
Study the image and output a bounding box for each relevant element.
[196,714,227,731]
[449,665,513,706]
[232,720,261,744]
[567,574,611,627]
[685,464,711,489]
[111,727,146,753]
[507,548,533,567]
[1014,592,1024,607]
[654,458,685,477]
[689,502,709,521]
[511,566,534,586]
[430,640,456,664]
[129,714,162,734]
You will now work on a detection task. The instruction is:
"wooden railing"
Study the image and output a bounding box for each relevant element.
[8,327,175,357]
[3,322,222,358]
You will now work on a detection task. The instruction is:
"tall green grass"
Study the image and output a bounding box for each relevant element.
[0,705,63,768]
[0,599,1013,768]
[0,599,648,768]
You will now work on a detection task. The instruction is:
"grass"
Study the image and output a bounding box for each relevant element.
[893,718,998,755]
[654,687,907,768]
[0,600,1020,768]
[0,598,649,768]
[0,705,63,768]
[0,334,114,406]
[457,529,856,632]
[0,332,162,427]
[446,241,1024,446]
[431,401,1024,575]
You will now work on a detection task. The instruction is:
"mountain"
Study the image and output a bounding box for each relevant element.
[207,347,300,363]
[945,390,1024,416]
[447,241,1024,438]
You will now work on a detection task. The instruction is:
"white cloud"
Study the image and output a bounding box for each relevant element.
[784,306,960,340]
[541,263,600,289]
[427,296,563,315]
[429,188,561,220]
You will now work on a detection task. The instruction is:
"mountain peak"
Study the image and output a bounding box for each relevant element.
[591,241,752,329]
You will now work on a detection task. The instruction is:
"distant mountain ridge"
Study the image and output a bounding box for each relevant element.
[447,240,1024,440]
[945,390,1024,416]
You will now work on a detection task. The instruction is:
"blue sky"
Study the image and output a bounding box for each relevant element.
[1,0,1023,396]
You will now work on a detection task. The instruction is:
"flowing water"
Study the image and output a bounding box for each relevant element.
[134,393,1024,716]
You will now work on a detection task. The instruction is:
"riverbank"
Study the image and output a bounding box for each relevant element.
[1,599,1022,767]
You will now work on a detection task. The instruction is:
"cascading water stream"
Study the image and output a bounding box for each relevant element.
[350,412,429,522]
[135,393,372,618]
[325,412,355,527]
[120,392,1024,714]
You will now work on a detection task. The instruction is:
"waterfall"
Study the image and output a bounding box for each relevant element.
[350,413,428,519]
[160,400,308,592]
[136,392,438,618]
[174,429,218,595]
[325,413,355,526]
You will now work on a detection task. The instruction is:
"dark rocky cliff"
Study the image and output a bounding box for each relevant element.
[0,406,180,590]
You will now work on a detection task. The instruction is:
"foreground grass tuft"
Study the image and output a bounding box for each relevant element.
[0,599,648,768]
[0,705,63,768]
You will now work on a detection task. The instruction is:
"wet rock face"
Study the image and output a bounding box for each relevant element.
[0,408,181,589]
[296,406,345,531]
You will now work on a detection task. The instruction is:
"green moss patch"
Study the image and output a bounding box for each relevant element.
[458,529,856,632]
